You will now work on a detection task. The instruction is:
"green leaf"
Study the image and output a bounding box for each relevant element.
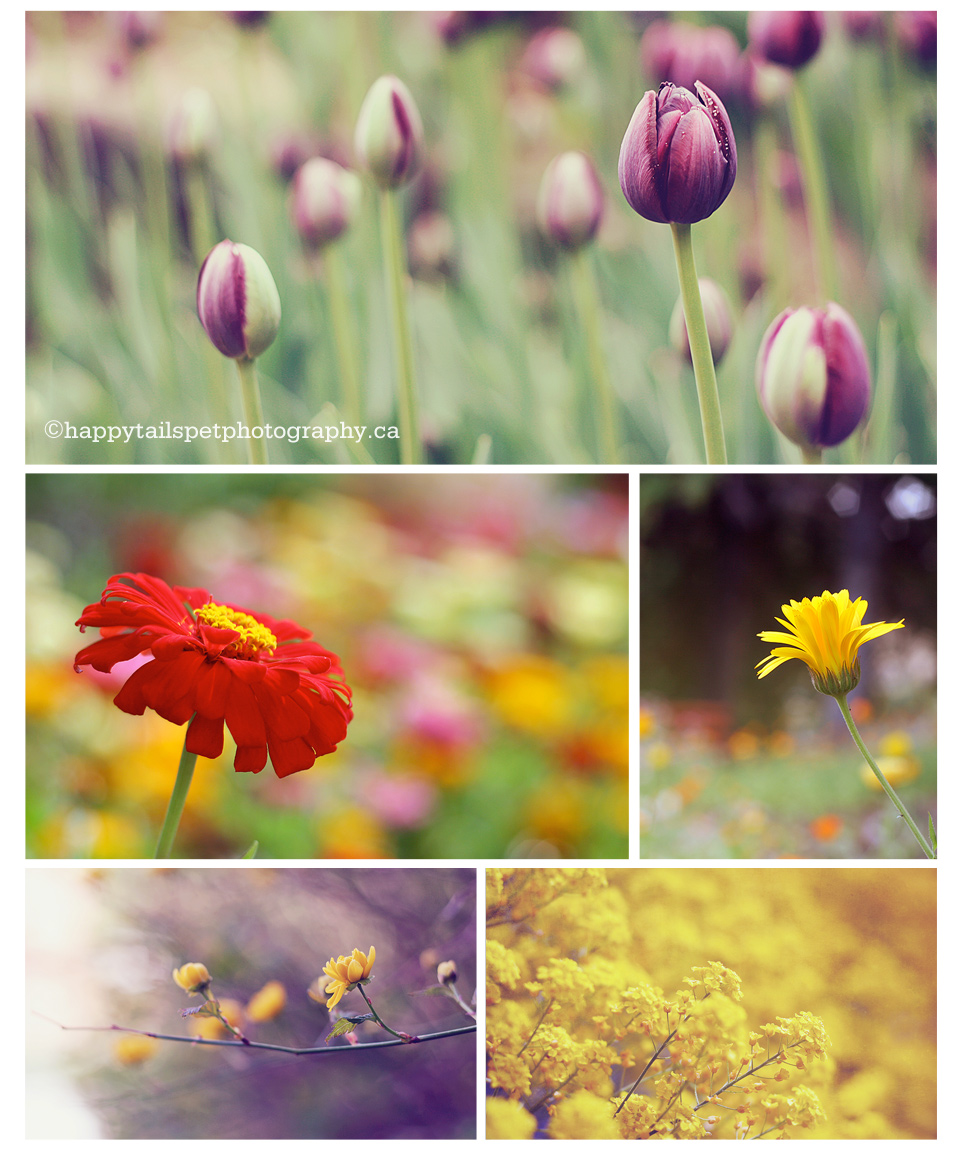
[928,815,937,852]
[242,840,260,859]
[180,999,222,1020]
[325,1017,361,1043]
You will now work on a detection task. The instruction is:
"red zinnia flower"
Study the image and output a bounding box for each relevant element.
[74,573,352,778]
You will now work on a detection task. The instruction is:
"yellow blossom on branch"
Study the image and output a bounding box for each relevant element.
[319,946,376,1009]
[172,962,211,995]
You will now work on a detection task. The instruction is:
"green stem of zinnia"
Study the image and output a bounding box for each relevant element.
[235,356,268,465]
[788,77,839,303]
[154,736,198,859]
[379,188,421,465]
[835,694,935,859]
[569,246,619,464]
[357,983,406,1041]
[669,222,727,464]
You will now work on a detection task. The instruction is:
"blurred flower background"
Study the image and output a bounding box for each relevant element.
[639,473,935,858]
[27,867,476,1138]
[26,473,629,859]
[486,867,935,1139]
[26,11,935,464]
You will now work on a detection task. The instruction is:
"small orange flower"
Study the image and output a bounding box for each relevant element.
[809,814,843,842]
[320,946,376,1009]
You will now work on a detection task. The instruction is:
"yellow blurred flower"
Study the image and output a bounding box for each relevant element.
[861,755,921,790]
[550,1089,621,1139]
[638,707,656,739]
[320,806,390,858]
[320,946,376,1009]
[172,962,211,995]
[878,730,913,757]
[809,814,844,842]
[245,980,286,1023]
[113,1033,159,1065]
[757,590,904,697]
[645,741,673,771]
[728,727,761,761]
[486,1097,537,1139]
[486,655,574,736]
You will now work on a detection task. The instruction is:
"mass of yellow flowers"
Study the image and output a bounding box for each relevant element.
[486,868,935,1139]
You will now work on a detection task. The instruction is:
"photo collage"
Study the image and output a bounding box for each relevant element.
[24,10,937,1142]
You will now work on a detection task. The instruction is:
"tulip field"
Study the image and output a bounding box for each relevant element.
[26,11,936,465]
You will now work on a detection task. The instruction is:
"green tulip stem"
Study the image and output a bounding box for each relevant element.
[788,77,839,303]
[569,246,619,464]
[835,694,935,859]
[324,244,363,429]
[154,737,198,859]
[235,356,268,465]
[379,188,421,465]
[670,223,728,464]
[801,446,823,465]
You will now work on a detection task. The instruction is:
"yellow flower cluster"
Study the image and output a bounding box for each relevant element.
[487,868,935,1139]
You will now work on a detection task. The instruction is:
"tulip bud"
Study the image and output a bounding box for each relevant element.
[196,239,281,360]
[167,88,218,165]
[618,81,737,225]
[354,75,424,190]
[640,20,742,106]
[670,278,733,365]
[537,151,604,251]
[521,27,587,92]
[747,12,825,70]
[756,303,871,450]
[290,158,362,249]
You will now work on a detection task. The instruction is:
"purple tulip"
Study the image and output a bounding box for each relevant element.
[747,12,825,70]
[354,75,424,190]
[537,151,605,251]
[640,20,743,107]
[618,81,737,225]
[756,303,871,449]
[290,158,362,249]
[196,239,281,360]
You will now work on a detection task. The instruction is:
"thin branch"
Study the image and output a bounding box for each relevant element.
[37,1013,476,1055]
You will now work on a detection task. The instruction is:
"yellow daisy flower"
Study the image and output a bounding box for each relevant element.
[319,946,376,1009]
[756,589,903,697]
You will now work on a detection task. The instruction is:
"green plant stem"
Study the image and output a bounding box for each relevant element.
[235,356,268,465]
[357,983,408,1041]
[801,446,823,465]
[835,694,935,859]
[154,737,198,859]
[669,223,727,464]
[324,243,363,428]
[379,188,420,464]
[569,246,619,464]
[788,77,839,303]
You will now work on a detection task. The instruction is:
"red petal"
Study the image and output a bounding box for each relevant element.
[186,713,225,759]
[193,659,233,719]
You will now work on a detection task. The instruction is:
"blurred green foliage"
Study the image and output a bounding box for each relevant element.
[26,11,935,463]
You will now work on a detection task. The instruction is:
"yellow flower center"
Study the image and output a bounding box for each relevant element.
[196,602,277,658]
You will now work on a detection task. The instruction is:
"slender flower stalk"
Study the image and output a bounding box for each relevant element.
[380,188,421,464]
[834,694,934,858]
[154,737,198,859]
[670,223,727,463]
[355,75,424,465]
[568,247,618,463]
[235,356,268,465]
[788,78,839,303]
[324,243,364,430]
